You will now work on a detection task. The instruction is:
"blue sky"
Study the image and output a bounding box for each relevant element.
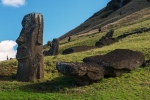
[0,0,110,61]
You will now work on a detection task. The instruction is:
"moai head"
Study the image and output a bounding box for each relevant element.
[45,38,59,56]
[16,12,44,81]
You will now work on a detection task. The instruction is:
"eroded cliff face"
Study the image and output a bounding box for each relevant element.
[59,0,150,40]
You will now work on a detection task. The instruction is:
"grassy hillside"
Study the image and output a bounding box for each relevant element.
[59,0,150,40]
[0,14,150,100]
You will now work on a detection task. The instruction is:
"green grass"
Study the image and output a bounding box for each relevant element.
[0,14,150,100]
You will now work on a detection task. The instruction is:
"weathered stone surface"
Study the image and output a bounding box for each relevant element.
[44,38,59,56]
[105,29,114,38]
[95,30,117,47]
[95,38,118,47]
[47,41,52,47]
[56,62,104,86]
[57,49,145,85]
[62,46,96,54]
[83,49,145,77]
[16,12,44,82]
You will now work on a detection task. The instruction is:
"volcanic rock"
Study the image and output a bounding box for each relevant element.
[83,49,145,77]
[16,12,44,82]
[56,62,104,86]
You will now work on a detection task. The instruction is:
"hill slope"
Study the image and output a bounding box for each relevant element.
[59,0,150,40]
[0,16,150,99]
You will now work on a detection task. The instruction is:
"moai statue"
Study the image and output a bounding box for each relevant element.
[47,41,52,47]
[16,12,44,82]
[105,29,114,38]
[45,38,59,56]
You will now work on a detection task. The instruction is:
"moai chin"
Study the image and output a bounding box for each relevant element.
[16,12,44,82]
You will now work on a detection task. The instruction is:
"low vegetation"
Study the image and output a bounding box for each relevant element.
[0,12,150,100]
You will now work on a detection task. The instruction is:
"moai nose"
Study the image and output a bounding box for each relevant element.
[16,35,25,45]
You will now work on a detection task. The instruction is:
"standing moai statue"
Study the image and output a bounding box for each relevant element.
[98,27,101,33]
[16,12,44,82]
[68,36,71,42]
[48,38,59,55]
[7,56,8,60]
[47,41,52,47]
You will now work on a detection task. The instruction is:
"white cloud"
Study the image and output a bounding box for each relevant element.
[0,40,17,61]
[1,0,26,7]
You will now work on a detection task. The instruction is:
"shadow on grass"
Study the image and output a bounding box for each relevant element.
[0,75,16,81]
[19,76,78,93]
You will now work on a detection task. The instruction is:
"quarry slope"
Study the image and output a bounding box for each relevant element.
[59,0,150,40]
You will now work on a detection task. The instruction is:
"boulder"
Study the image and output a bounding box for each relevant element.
[56,62,104,86]
[83,49,145,77]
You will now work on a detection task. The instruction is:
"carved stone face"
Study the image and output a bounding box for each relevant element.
[16,13,41,60]
[16,14,35,60]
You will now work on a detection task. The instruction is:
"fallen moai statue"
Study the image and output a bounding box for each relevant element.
[62,46,96,54]
[83,49,145,77]
[95,27,150,47]
[56,49,145,86]
[62,27,150,55]
[95,29,118,47]
[56,62,104,86]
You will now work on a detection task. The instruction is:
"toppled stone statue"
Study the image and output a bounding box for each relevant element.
[16,12,44,82]
[56,62,104,86]
[83,49,145,77]
[95,29,118,47]
[44,38,59,56]
[56,49,145,86]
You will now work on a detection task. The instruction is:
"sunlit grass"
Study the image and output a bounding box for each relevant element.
[0,12,150,99]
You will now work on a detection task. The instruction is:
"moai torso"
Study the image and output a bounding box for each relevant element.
[44,38,59,56]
